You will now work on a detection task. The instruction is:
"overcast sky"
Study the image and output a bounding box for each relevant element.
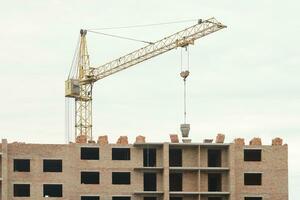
[0,0,299,199]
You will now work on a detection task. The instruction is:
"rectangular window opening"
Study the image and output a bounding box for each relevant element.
[244,173,262,185]
[244,198,262,200]
[170,197,183,200]
[169,173,182,191]
[112,172,131,184]
[14,184,30,197]
[208,197,224,200]
[81,196,100,200]
[112,197,131,200]
[208,173,222,191]
[43,159,62,172]
[81,147,99,160]
[143,148,156,167]
[169,148,182,167]
[81,172,100,184]
[144,172,157,191]
[43,184,62,197]
[112,148,130,160]
[144,197,157,200]
[208,149,222,167]
[14,159,30,172]
[244,149,262,161]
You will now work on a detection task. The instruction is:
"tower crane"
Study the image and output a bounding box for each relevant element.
[65,17,226,142]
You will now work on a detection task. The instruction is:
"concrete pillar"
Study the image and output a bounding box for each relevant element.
[1,139,8,200]
[163,143,169,200]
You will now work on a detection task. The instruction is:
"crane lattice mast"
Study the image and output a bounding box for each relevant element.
[65,17,226,142]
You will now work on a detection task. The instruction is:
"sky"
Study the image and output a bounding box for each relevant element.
[0,0,299,198]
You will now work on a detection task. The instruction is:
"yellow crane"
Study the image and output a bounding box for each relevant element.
[65,17,226,142]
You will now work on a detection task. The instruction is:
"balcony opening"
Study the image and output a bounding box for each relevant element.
[169,148,182,167]
[81,172,100,184]
[244,198,262,200]
[112,197,131,200]
[14,159,30,172]
[112,148,130,160]
[144,197,157,200]
[170,197,183,200]
[144,172,157,191]
[43,184,63,197]
[13,184,30,197]
[244,173,262,185]
[112,172,131,184]
[169,173,182,191]
[43,159,62,172]
[208,149,222,167]
[244,149,261,161]
[143,148,156,167]
[208,173,222,191]
[81,196,100,200]
[81,147,99,160]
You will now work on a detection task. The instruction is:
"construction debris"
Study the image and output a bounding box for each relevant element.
[97,135,108,145]
[203,139,213,143]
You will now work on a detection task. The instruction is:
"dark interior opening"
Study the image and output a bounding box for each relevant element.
[244,149,262,161]
[112,148,130,160]
[81,196,100,200]
[43,184,62,197]
[169,148,182,167]
[208,197,224,200]
[208,173,222,191]
[144,172,157,191]
[208,149,222,167]
[170,197,183,200]
[112,172,131,184]
[169,173,182,191]
[81,172,100,184]
[244,173,262,185]
[143,148,156,167]
[112,197,131,200]
[43,159,62,172]
[144,197,157,200]
[81,147,99,160]
[244,198,262,200]
[13,184,30,197]
[14,159,30,172]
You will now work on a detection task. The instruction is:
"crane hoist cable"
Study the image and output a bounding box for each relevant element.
[180,46,191,138]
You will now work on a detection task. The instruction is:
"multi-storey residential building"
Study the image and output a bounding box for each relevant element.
[0,135,288,200]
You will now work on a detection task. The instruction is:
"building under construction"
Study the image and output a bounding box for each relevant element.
[0,17,288,200]
[0,134,288,200]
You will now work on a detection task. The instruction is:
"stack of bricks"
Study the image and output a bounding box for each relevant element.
[117,136,128,144]
[135,135,145,143]
[234,138,245,145]
[272,137,283,146]
[216,133,225,143]
[98,135,108,145]
[75,135,87,143]
[170,134,179,143]
[250,137,262,145]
